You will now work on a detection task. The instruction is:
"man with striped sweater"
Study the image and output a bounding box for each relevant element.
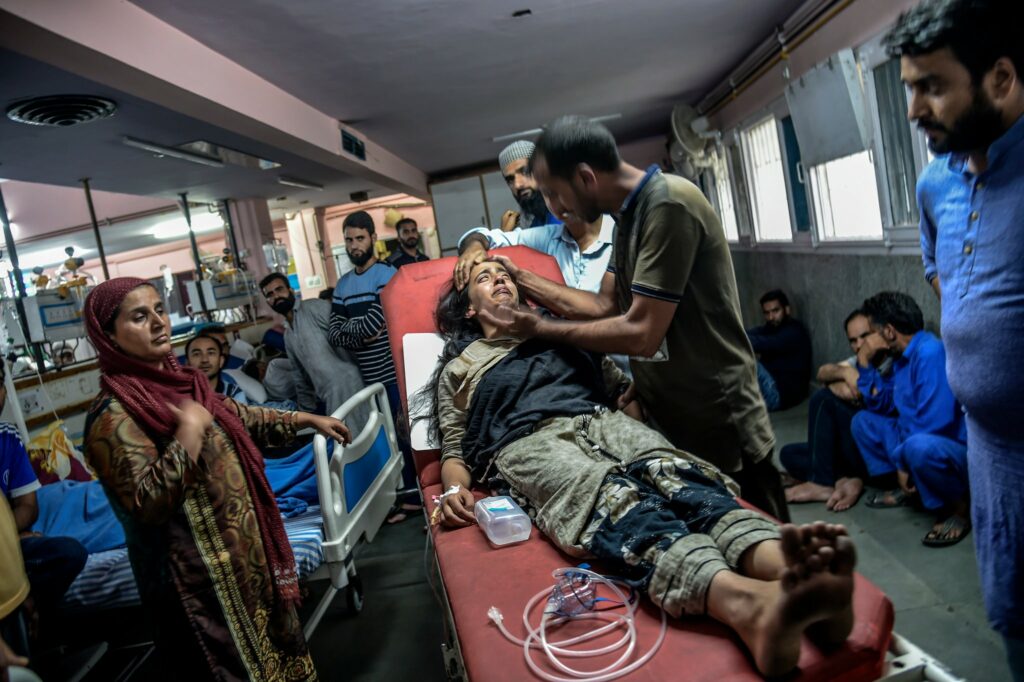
[329,211,419,520]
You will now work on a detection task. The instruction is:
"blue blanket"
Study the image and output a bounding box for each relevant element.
[32,480,126,554]
[34,442,326,550]
[264,440,328,514]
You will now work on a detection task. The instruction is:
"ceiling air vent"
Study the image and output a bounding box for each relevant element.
[5,95,117,127]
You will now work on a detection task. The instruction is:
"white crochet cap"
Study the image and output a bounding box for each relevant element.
[498,140,536,171]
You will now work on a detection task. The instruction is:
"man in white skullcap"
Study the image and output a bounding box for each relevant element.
[497,139,559,231]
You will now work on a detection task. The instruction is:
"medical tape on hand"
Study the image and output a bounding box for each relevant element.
[429,484,463,526]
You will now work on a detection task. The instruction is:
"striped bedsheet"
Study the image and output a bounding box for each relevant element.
[63,506,326,611]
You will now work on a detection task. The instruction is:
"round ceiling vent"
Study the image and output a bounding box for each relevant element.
[6,95,117,127]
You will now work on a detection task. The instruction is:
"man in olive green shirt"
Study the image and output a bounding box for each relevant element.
[474,116,786,520]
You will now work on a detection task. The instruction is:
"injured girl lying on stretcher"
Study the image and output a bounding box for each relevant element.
[420,260,858,677]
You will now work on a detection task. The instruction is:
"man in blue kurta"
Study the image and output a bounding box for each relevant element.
[887,0,1024,674]
[850,293,968,544]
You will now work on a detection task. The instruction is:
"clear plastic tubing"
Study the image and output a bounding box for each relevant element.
[487,567,667,682]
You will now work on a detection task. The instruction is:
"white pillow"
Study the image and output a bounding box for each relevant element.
[223,368,268,404]
[403,333,444,451]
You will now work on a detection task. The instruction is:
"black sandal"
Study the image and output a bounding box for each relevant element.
[866,489,912,508]
[922,515,972,547]
[386,504,409,524]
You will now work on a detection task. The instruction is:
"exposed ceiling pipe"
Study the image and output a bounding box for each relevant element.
[698,0,856,118]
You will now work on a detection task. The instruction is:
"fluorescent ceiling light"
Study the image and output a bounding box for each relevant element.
[491,114,623,143]
[122,135,225,167]
[149,212,225,240]
[20,245,92,270]
[278,176,324,191]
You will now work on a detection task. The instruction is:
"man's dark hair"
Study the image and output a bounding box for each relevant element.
[843,308,866,332]
[395,218,417,230]
[343,210,376,234]
[861,292,924,335]
[884,0,1023,82]
[185,332,225,358]
[760,289,789,308]
[318,287,334,300]
[530,115,621,180]
[259,272,290,293]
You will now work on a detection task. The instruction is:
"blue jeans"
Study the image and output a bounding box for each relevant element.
[756,362,781,412]
[20,535,88,610]
[384,382,418,496]
[780,387,865,486]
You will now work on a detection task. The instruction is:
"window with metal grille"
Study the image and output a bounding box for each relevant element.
[742,117,793,241]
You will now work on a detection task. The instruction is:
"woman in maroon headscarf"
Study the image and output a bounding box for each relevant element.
[83,278,350,681]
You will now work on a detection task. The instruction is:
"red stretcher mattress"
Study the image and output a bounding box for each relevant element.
[381,246,894,681]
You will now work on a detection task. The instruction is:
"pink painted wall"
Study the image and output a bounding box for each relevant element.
[80,235,227,280]
[1,179,173,240]
[323,193,435,246]
[619,136,670,169]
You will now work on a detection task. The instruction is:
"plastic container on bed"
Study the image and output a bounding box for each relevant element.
[475,496,532,546]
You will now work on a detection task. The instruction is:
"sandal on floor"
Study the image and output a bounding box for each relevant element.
[922,515,972,547]
[866,489,911,508]
[386,505,409,524]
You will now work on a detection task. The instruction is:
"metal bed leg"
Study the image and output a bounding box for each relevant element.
[879,632,964,681]
[302,584,340,642]
[428,536,467,682]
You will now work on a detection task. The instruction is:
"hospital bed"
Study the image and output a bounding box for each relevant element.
[61,383,403,645]
[381,246,960,682]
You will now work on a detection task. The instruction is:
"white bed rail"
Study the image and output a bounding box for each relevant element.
[304,383,404,639]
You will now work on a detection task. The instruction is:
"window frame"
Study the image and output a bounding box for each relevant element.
[859,35,932,247]
[738,99,805,245]
[707,142,741,243]
[727,34,932,257]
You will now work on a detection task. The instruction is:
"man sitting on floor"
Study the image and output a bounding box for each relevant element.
[851,292,970,547]
[185,333,249,404]
[782,309,892,511]
[747,290,812,411]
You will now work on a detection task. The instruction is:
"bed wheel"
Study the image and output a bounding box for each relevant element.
[345,573,364,613]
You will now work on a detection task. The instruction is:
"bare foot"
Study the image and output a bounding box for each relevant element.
[785,482,835,504]
[746,523,856,676]
[826,477,864,512]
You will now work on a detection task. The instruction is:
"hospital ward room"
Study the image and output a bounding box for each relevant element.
[0,0,1022,680]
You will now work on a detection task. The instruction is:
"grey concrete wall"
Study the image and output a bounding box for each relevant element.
[730,249,941,370]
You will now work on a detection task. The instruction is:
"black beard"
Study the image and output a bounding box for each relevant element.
[347,249,373,267]
[270,295,295,315]
[923,90,1005,154]
[401,237,419,249]
[516,190,551,226]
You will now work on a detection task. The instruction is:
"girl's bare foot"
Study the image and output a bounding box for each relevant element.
[723,522,857,677]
